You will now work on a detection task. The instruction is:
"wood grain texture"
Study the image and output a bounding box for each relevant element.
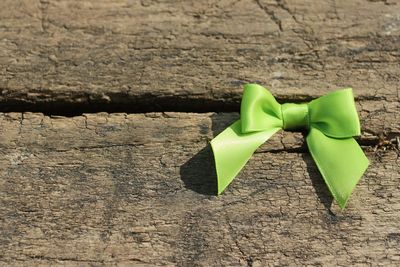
[0,112,399,266]
[0,0,399,112]
[1,0,400,266]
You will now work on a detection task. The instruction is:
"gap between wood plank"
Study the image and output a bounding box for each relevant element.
[0,94,396,117]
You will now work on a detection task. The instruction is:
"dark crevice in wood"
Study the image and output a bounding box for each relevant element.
[0,96,238,116]
[0,93,392,116]
[0,87,397,117]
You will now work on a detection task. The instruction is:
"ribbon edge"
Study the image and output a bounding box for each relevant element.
[306,132,369,210]
[210,120,282,195]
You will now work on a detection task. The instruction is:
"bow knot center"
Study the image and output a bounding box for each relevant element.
[281,103,309,130]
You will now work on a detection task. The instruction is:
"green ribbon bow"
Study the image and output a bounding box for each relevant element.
[210,84,369,209]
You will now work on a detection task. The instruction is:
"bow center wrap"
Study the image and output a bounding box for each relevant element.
[210,84,370,209]
[281,103,309,130]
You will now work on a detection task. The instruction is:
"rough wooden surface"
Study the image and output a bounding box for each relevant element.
[1,0,400,266]
[0,112,399,266]
[0,0,399,112]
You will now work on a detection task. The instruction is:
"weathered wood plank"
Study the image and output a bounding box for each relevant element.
[0,112,399,265]
[0,0,399,112]
[0,99,398,151]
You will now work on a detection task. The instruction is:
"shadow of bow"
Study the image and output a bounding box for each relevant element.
[180,113,238,195]
[180,145,217,196]
[179,114,334,211]
[300,142,334,211]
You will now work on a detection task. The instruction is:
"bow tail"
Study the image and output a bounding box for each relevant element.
[210,120,280,194]
[306,128,369,209]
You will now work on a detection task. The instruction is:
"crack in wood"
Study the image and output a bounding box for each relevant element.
[39,0,49,33]
[254,0,283,31]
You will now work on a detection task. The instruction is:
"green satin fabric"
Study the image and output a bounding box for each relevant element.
[210,84,369,209]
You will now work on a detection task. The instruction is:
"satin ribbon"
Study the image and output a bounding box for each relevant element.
[210,84,369,209]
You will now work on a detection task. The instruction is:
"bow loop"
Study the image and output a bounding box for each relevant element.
[308,88,361,138]
[240,84,282,133]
